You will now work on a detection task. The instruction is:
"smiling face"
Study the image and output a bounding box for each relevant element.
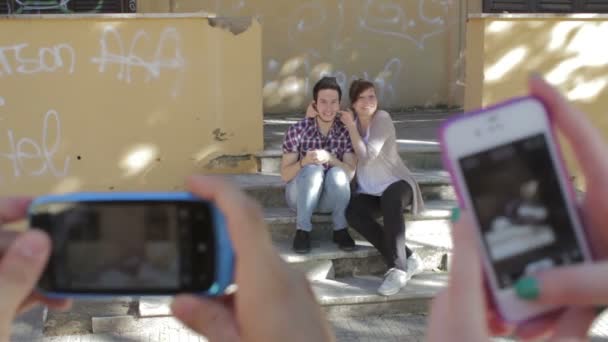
[314,89,340,123]
[352,87,378,119]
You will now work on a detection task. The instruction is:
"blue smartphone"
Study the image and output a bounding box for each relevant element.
[28,192,234,298]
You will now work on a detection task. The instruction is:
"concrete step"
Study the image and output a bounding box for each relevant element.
[256,147,443,174]
[11,307,45,341]
[313,272,448,319]
[43,298,137,336]
[266,199,453,278]
[264,199,454,241]
[280,240,381,280]
[229,171,455,208]
[278,238,451,281]
[70,273,447,335]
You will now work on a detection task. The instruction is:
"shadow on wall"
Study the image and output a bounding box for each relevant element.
[478,19,608,190]
[482,20,608,107]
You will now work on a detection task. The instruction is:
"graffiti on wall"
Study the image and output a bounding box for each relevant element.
[202,0,453,110]
[0,25,183,182]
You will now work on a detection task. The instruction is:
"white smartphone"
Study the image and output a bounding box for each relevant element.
[439,96,592,323]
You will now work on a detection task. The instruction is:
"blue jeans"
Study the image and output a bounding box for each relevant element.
[286,165,350,232]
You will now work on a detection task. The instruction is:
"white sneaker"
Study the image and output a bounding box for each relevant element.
[407,252,424,279]
[377,268,408,296]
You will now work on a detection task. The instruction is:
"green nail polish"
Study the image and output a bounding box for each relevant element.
[450,207,460,222]
[515,277,540,300]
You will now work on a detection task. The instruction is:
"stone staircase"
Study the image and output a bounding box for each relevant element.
[231,170,454,320]
[41,113,456,337]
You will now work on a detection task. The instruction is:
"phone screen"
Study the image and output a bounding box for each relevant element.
[30,201,216,294]
[459,133,584,289]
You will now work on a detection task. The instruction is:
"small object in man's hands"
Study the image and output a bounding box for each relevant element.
[315,150,330,164]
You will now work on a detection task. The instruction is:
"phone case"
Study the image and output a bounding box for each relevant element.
[29,192,235,298]
[438,95,587,325]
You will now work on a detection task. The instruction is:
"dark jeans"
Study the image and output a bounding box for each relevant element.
[345,181,413,271]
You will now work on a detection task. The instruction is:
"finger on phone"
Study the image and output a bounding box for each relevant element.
[521,262,608,306]
[31,292,72,311]
[17,294,72,316]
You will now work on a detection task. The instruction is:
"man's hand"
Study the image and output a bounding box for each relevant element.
[302,150,330,166]
[327,153,340,166]
[314,150,331,164]
[301,151,316,166]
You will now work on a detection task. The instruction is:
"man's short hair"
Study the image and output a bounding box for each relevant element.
[313,76,342,102]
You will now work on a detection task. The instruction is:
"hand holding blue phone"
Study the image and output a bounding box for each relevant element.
[29,191,234,297]
[0,176,334,342]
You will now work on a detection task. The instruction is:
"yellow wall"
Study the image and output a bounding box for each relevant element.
[465,15,608,189]
[0,15,263,195]
[140,0,467,113]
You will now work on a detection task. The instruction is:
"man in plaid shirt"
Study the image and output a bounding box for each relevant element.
[280,77,357,254]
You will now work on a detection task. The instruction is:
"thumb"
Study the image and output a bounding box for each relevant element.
[514,261,608,306]
[0,230,50,339]
[172,295,240,341]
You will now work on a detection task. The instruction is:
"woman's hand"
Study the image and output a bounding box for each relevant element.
[339,110,356,129]
[428,74,608,341]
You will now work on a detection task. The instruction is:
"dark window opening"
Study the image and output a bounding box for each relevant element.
[1,0,137,14]
[483,0,608,13]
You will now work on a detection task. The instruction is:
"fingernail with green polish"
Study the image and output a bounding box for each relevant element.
[515,277,540,300]
[450,207,460,222]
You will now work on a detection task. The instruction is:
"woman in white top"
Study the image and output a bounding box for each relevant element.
[340,79,425,296]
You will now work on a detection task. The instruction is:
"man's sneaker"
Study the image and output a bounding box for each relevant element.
[377,268,408,296]
[407,252,424,279]
[332,228,356,251]
[293,230,311,254]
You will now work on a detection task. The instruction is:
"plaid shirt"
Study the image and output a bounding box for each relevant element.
[282,117,354,170]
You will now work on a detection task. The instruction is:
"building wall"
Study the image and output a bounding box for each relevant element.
[0,15,263,196]
[465,15,608,189]
[140,0,467,113]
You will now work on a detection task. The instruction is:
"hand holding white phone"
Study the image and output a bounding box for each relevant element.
[439,92,592,324]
